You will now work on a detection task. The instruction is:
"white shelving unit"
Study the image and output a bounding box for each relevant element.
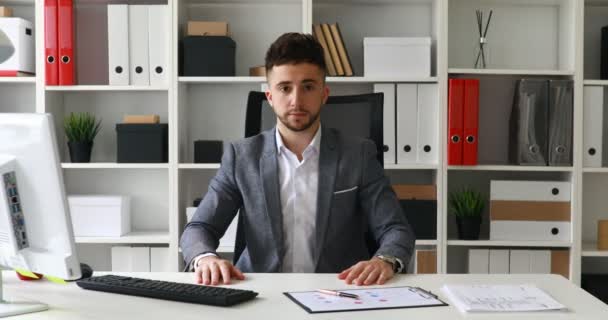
[3,0,607,287]
[581,0,608,284]
[446,0,581,284]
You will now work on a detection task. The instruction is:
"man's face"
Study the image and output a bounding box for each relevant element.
[265,63,329,132]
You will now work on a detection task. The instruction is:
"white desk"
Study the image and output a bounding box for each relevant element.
[3,271,607,319]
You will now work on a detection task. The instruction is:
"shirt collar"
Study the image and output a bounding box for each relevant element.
[275,124,322,155]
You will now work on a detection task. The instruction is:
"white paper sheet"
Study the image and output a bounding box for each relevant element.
[441,284,566,313]
[285,286,446,314]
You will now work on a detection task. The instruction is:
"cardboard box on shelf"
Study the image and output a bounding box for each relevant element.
[0,7,13,17]
[249,65,266,76]
[187,21,229,36]
[123,114,160,124]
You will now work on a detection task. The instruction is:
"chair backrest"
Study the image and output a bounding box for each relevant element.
[233,91,384,264]
[245,91,384,163]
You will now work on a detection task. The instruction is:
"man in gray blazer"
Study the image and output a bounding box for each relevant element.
[180,33,415,286]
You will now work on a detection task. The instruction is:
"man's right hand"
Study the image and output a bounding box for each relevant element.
[195,256,245,285]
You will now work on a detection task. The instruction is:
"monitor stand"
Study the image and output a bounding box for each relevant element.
[0,272,48,318]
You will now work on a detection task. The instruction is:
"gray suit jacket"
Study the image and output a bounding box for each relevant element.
[180,126,415,273]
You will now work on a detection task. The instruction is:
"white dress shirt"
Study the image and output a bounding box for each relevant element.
[275,125,321,273]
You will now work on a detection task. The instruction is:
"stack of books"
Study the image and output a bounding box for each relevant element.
[312,23,353,76]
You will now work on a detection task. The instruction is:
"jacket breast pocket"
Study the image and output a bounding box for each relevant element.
[331,186,358,216]
[333,186,358,195]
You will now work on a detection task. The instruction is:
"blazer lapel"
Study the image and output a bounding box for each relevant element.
[259,129,284,263]
[314,127,338,270]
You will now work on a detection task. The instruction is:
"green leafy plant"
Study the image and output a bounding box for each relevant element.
[64,112,102,143]
[449,187,485,218]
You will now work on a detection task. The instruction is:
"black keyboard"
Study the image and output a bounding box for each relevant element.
[76,275,258,307]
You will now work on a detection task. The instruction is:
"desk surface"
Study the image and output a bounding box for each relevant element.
[3,272,607,319]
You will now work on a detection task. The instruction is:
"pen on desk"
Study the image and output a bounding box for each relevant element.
[316,289,359,299]
[414,287,439,299]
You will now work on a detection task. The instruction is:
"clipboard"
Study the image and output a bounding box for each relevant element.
[284,286,448,314]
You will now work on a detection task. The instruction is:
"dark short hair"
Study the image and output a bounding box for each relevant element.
[265,32,326,77]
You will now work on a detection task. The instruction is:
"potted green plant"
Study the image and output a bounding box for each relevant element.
[449,187,485,240]
[64,112,101,163]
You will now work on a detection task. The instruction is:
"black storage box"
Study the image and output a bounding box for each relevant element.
[194,140,224,163]
[581,274,608,304]
[182,36,236,76]
[400,200,437,240]
[116,124,168,163]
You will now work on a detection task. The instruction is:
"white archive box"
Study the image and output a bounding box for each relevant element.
[68,195,131,237]
[0,17,35,73]
[490,180,571,202]
[467,249,489,274]
[490,221,571,242]
[363,37,431,77]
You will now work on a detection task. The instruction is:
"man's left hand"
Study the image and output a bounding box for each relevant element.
[338,257,394,286]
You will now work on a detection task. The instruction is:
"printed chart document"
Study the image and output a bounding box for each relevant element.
[441,284,566,313]
[284,286,447,314]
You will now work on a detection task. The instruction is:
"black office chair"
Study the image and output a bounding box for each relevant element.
[233,91,384,265]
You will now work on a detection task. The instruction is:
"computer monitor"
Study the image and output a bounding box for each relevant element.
[0,113,81,317]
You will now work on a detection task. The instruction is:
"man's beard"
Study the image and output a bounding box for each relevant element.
[277,109,320,132]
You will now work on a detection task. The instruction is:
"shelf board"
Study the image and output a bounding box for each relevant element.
[327,76,438,83]
[583,167,608,173]
[185,0,301,4]
[447,240,571,247]
[0,0,34,5]
[415,240,437,246]
[46,85,168,92]
[178,76,438,84]
[584,80,608,86]
[384,163,438,170]
[448,68,574,76]
[179,77,265,84]
[0,77,36,84]
[179,163,438,170]
[62,163,169,169]
[582,242,608,257]
[178,163,440,171]
[179,163,221,169]
[75,231,170,244]
[448,165,573,172]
